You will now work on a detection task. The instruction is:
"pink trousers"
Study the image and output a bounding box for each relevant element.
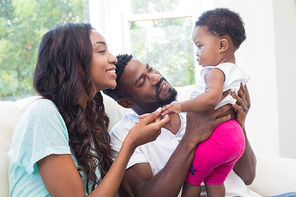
[184,119,245,185]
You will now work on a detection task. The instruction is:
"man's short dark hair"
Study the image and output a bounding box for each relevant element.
[103,54,133,101]
[195,8,246,49]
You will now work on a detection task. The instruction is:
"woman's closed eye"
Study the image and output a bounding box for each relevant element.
[98,50,106,54]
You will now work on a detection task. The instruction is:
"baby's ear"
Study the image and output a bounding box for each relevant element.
[219,39,229,52]
[117,97,134,108]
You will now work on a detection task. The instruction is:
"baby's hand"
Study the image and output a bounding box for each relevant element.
[137,108,163,123]
[162,101,182,116]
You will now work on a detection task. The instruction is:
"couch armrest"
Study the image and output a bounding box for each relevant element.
[0,96,41,197]
[248,154,296,196]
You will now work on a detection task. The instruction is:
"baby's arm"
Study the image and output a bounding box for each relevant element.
[162,101,182,115]
[182,68,224,112]
[164,68,225,115]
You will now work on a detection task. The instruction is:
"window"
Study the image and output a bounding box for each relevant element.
[0,0,89,100]
[1,0,201,100]
[129,17,194,87]
[127,0,200,87]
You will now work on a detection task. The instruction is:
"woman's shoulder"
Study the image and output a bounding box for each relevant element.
[21,98,62,123]
[31,98,56,107]
[14,98,67,140]
[110,112,139,135]
[28,98,58,112]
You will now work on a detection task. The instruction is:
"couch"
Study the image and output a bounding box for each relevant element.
[1,85,296,197]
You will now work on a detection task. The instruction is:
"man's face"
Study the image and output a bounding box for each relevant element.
[119,58,177,114]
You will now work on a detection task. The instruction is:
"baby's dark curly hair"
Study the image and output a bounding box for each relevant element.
[103,54,133,101]
[195,8,246,49]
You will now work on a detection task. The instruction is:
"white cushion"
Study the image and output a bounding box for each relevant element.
[249,154,296,196]
[102,93,132,132]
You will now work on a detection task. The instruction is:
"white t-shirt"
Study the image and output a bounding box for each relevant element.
[191,62,250,109]
[110,111,261,197]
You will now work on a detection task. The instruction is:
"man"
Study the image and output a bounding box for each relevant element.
[103,54,258,197]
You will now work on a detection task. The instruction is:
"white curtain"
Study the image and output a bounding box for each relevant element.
[89,0,131,56]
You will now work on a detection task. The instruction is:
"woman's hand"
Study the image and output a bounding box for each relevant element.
[231,83,251,131]
[126,108,170,149]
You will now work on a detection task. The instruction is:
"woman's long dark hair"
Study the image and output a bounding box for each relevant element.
[34,22,113,193]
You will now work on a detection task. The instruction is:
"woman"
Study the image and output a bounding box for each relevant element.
[8,22,170,196]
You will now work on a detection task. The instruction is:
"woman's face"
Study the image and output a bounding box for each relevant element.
[89,30,117,91]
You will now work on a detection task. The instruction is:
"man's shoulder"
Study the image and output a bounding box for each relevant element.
[179,112,187,119]
[110,112,139,136]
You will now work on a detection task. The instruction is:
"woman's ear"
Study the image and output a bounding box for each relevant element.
[117,97,134,108]
[219,38,229,52]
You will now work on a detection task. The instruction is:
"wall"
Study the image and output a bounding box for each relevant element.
[273,0,296,159]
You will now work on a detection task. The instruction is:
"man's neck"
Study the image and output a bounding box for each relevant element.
[163,113,181,134]
[132,106,158,116]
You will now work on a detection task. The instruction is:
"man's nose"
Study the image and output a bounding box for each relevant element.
[150,73,161,86]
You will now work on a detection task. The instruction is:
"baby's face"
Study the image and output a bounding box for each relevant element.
[192,26,222,67]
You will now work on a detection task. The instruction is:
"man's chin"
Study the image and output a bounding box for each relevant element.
[136,87,177,112]
[160,87,177,105]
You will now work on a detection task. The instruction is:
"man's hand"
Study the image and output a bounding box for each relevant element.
[231,83,251,131]
[185,105,231,145]
[231,83,256,185]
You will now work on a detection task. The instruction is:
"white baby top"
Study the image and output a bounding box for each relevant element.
[191,62,250,109]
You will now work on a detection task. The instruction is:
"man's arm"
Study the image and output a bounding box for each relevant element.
[233,129,256,185]
[232,84,257,185]
[120,108,232,197]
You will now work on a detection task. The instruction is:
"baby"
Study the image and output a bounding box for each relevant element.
[162,8,250,197]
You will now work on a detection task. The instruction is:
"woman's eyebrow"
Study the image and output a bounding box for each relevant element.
[93,41,106,46]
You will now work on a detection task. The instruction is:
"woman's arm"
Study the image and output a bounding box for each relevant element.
[38,108,170,197]
[231,84,257,185]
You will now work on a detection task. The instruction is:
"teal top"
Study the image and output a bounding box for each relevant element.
[8,99,100,196]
